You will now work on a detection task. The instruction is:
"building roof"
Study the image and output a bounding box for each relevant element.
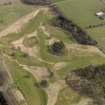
[96,11,105,19]
[96,12,104,16]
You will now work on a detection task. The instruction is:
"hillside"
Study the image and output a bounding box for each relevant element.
[0,0,105,105]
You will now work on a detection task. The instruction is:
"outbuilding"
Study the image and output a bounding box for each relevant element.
[96,11,105,20]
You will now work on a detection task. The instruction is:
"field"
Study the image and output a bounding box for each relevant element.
[0,0,105,105]
[0,1,36,31]
[54,0,105,51]
[54,0,105,28]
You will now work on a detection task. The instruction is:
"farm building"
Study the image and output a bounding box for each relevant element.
[96,11,105,20]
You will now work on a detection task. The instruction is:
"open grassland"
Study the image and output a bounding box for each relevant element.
[54,0,105,28]
[0,2,36,31]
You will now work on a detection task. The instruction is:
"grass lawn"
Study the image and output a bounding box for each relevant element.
[0,10,52,44]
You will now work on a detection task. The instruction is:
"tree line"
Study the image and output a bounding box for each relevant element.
[65,64,105,105]
[21,0,97,45]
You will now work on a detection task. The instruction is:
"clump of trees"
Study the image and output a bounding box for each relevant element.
[48,41,65,55]
[40,80,49,88]
[53,15,97,45]
[65,64,105,105]
[21,0,50,5]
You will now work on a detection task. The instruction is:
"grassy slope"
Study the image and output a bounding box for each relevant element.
[1,3,105,105]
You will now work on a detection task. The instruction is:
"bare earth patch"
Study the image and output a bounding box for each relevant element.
[21,65,50,81]
[46,80,66,105]
[11,88,28,105]
[40,24,51,38]
[53,62,68,71]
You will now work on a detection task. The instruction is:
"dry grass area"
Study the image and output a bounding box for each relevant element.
[0,9,41,38]
[66,43,105,57]
[0,0,17,4]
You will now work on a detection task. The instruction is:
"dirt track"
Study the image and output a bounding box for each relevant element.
[0,8,43,38]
